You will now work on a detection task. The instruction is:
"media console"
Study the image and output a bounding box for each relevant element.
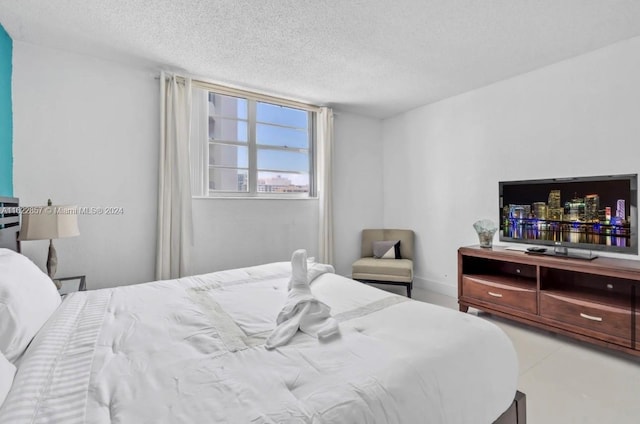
[458,245,640,356]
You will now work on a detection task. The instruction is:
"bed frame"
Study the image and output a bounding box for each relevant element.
[0,196,527,423]
[495,391,527,424]
[0,196,20,252]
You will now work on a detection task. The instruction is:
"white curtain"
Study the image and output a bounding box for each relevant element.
[156,72,194,280]
[317,107,335,265]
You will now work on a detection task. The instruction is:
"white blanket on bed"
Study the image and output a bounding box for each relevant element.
[266,250,338,349]
[0,261,518,424]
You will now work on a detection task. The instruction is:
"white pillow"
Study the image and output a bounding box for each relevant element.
[0,248,61,362]
[0,351,16,407]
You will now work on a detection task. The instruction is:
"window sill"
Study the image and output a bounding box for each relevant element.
[192,196,319,201]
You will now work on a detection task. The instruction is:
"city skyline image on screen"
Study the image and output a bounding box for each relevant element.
[499,174,638,254]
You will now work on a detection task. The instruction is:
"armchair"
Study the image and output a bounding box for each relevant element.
[351,229,414,298]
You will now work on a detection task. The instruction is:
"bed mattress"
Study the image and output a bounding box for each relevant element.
[0,262,518,423]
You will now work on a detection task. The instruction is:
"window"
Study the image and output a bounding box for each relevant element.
[191,86,315,197]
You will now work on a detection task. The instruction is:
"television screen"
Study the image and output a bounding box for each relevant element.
[499,174,638,254]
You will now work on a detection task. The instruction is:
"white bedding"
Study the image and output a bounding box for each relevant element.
[0,262,518,423]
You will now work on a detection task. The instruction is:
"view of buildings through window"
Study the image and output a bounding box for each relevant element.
[208,92,311,195]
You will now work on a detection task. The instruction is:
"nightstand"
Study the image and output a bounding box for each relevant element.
[55,275,87,296]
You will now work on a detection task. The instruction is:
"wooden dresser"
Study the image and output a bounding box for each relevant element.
[458,245,640,356]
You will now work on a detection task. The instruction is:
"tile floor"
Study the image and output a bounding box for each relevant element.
[369,284,640,424]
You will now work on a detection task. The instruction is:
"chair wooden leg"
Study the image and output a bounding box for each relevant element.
[406,283,412,298]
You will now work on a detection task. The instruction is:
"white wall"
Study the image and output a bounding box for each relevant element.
[13,41,385,288]
[332,112,384,276]
[191,198,319,275]
[13,41,159,289]
[382,36,640,296]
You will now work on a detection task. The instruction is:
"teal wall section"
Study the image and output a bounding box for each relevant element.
[0,24,12,196]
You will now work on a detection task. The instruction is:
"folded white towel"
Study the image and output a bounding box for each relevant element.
[265,249,339,349]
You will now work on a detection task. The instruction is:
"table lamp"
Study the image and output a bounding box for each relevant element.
[18,199,80,288]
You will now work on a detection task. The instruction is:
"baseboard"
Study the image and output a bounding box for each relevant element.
[412,276,457,298]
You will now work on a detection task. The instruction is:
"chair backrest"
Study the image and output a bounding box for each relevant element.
[360,229,414,260]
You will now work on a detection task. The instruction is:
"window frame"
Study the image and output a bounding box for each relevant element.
[193,82,318,199]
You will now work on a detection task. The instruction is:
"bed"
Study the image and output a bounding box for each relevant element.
[0,197,526,423]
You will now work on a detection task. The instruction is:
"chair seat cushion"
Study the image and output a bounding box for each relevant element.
[352,257,413,283]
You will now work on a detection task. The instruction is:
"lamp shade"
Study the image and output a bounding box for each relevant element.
[18,205,80,241]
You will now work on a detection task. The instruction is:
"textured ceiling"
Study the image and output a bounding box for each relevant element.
[2,1,640,118]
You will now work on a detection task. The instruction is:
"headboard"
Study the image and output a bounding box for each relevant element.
[0,196,20,251]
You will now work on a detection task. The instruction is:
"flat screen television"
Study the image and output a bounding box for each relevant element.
[499,174,638,258]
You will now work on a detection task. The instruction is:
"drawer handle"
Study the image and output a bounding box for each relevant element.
[580,313,603,322]
[488,291,503,298]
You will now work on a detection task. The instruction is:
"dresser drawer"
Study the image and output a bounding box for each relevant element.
[540,292,632,341]
[462,275,537,314]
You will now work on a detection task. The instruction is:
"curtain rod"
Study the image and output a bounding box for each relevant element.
[157,73,321,113]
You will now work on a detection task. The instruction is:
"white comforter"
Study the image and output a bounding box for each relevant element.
[0,262,518,423]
